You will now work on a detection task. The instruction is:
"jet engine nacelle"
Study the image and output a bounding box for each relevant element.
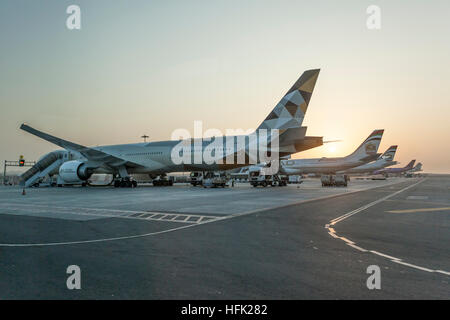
[59,160,94,183]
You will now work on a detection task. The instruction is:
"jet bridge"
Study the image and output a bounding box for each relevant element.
[20,151,67,187]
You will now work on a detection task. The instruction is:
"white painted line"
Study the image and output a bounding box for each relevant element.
[330,179,425,225]
[0,179,418,248]
[407,196,428,200]
[0,216,228,247]
[370,250,402,261]
[328,232,339,238]
[347,243,367,252]
[231,178,411,219]
[326,178,450,277]
[0,202,220,225]
[435,270,450,276]
[391,260,434,273]
[339,237,355,245]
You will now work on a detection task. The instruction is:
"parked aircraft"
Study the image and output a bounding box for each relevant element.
[373,159,416,175]
[409,162,423,173]
[280,129,384,175]
[21,69,324,187]
[338,145,398,174]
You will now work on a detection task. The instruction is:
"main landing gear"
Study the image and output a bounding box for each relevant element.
[113,176,138,188]
[152,174,174,186]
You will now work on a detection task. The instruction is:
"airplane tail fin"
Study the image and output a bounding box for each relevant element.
[347,129,384,160]
[380,145,398,161]
[405,160,416,169]
[257,69,320,131]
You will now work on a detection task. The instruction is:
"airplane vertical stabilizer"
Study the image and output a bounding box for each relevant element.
[380,145,398,161]
[257,69,320,131]
[346,129,384,160]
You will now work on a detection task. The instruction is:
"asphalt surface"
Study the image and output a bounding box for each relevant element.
[0,176,448,299]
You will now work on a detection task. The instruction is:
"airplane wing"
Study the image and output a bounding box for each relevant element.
[20,124,142,168]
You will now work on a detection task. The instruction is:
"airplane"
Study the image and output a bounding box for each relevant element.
[373,159,416,175]
[337,145,398,175]
[20,69,325,188]
[409,162,423,173]
[280,129,384,175]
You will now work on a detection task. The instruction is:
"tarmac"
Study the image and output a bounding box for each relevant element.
[0,176,448,299]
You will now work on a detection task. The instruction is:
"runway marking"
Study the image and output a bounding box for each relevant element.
[392,260,434,273]
[0,202,221,225]
[338,237,355,245]
[386,207,450,214]
[385,199,450,207]
[406,196,428,200]
[370,251,401,261]
[326,178,450,277]
[328,232,339,238]
[329,180,424,225]
[435,270,450,276]
[347,243,367,252]
[0,218,229,247]
[0,178,414,247]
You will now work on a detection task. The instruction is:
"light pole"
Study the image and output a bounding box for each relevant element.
[141,135,149,143]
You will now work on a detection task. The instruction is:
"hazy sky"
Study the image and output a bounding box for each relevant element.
[1,0,449,173]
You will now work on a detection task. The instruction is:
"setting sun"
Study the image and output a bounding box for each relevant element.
[328,145,337,153]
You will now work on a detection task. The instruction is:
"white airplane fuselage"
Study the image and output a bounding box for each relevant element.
[338,159,398,174]
[281,156,377,175]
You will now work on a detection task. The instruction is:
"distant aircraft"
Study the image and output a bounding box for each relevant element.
[338,145,398,174]
[20,69,325,188]
[409,162,423,173]
[373,159,416,175]
[280,129,384,175]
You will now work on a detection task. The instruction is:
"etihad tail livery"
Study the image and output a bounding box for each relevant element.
[20,70,324,187]
[339,145,398,174]
[373,159,416,175]
[280,129,384,175]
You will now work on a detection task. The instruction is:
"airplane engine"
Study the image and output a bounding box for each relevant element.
[58,160,94,183]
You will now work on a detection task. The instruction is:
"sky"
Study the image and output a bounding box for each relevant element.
[1,0,449,173]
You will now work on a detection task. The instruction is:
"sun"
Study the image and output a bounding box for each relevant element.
[328,145,337,153]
